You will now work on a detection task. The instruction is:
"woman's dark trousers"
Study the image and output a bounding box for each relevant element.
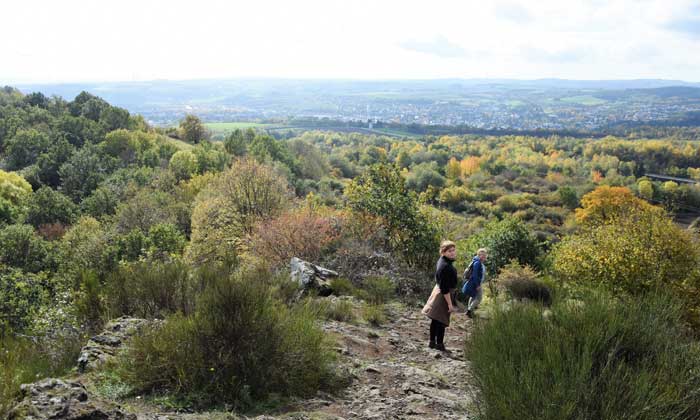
[429,319,446,345]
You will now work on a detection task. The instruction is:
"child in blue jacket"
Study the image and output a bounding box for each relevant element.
[462,248,487,318]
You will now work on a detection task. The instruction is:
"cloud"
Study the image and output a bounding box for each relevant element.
[664,3,700,39]
[492,2,533,23]
[665,18,700,38]
[398,35,468,58]
[520,47,588,63]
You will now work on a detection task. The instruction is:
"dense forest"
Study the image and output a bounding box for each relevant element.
[2,86,700,419]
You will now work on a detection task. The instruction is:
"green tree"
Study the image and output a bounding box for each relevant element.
[463,217,541,275]
[59,146,106,202]
[288,139,330,180]
[405,162,446,192]
[35,138,75,187]
[0,170,32,205]
[558,186,579,209]
[169,150,198,181]
[192,142,228,174]
[148,223,186,257]
[60,217,109,276]
[224,129,247,156]
[0,224,53,273]
[5,129,51,170]
[100,106,130,131]
[0,268,50,331]
[188,158,291,264]
[345,163,439,268]
[101,129,139,166]
[179,114,208,144]
[638,179,654,201]
[249,134,297,173]
[26,186,78,228]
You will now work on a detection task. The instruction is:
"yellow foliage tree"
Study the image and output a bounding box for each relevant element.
[0,170,32,205]
[187,158,291,265]
[460,156,481,177]
[552,208,698,299]
[575,186,663,226]
[445,157,461,180]
[638,179,654,201]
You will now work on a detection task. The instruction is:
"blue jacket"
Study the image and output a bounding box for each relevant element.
[462,256,484,297]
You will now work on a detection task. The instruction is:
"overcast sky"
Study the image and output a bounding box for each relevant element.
[2,0,700,83]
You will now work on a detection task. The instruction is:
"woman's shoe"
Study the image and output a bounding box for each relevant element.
[429,341,436,349]
[435,343,446,351]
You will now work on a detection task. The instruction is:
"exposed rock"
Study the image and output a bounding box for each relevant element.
[77,317,155,372]
[290,257,338,297]
[7,378,135,420]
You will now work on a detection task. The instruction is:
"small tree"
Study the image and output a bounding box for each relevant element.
[26,186,78,228]
[345,163,439,269]
[179,114,208,144]
[188,158,291,265]
[169,150,198,181]
[552,202,698,298]
[0,170,32,205]
[463,217,541,275]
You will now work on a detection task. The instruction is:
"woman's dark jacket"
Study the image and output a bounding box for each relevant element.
[435,256,458,294]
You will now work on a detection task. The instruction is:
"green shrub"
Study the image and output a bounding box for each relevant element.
[324,299,355,322]
[467,291,700,420]
[359,276,395,305]
[1,334,82,418]
[0,269,50,332]
[74,270,105,332]
[460,217,541,276]
[362,304,387,326]
[496,261,552,306]
[117,265,336,408]
[0,224,55,273]
[330,277,356,296]
[105,260,193,319]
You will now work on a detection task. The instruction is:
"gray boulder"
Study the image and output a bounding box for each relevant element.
[7,378,135,419]
[290,257,338,297]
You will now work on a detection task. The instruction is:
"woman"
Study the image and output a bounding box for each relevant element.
[422,240,458,351]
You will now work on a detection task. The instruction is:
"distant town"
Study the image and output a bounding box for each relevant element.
[18,79,700,131]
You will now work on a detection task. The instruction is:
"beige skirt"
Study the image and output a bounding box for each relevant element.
[422,284,455,326]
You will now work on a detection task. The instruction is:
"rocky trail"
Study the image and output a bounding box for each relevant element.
[9,300,480,420]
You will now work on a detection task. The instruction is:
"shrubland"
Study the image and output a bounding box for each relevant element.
[3,87,700,415]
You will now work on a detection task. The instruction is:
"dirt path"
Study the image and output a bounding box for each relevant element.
[291,303,480,419]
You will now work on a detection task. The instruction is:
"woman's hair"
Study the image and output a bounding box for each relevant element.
[440,240,456,254]
[477,248,488,256]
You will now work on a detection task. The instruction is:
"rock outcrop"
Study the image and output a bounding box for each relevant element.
[77,317,153,372]
[290,257,338,296]
[7,378,135,420]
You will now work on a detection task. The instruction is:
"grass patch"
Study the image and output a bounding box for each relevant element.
[467,290,700,420]
[205,122,271,135]
[0,334,82,417]
[324,299,355,322]
[329,278,356,296]
[162,135,194,151]
[362,304,387,326]
[357,276,395,305]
